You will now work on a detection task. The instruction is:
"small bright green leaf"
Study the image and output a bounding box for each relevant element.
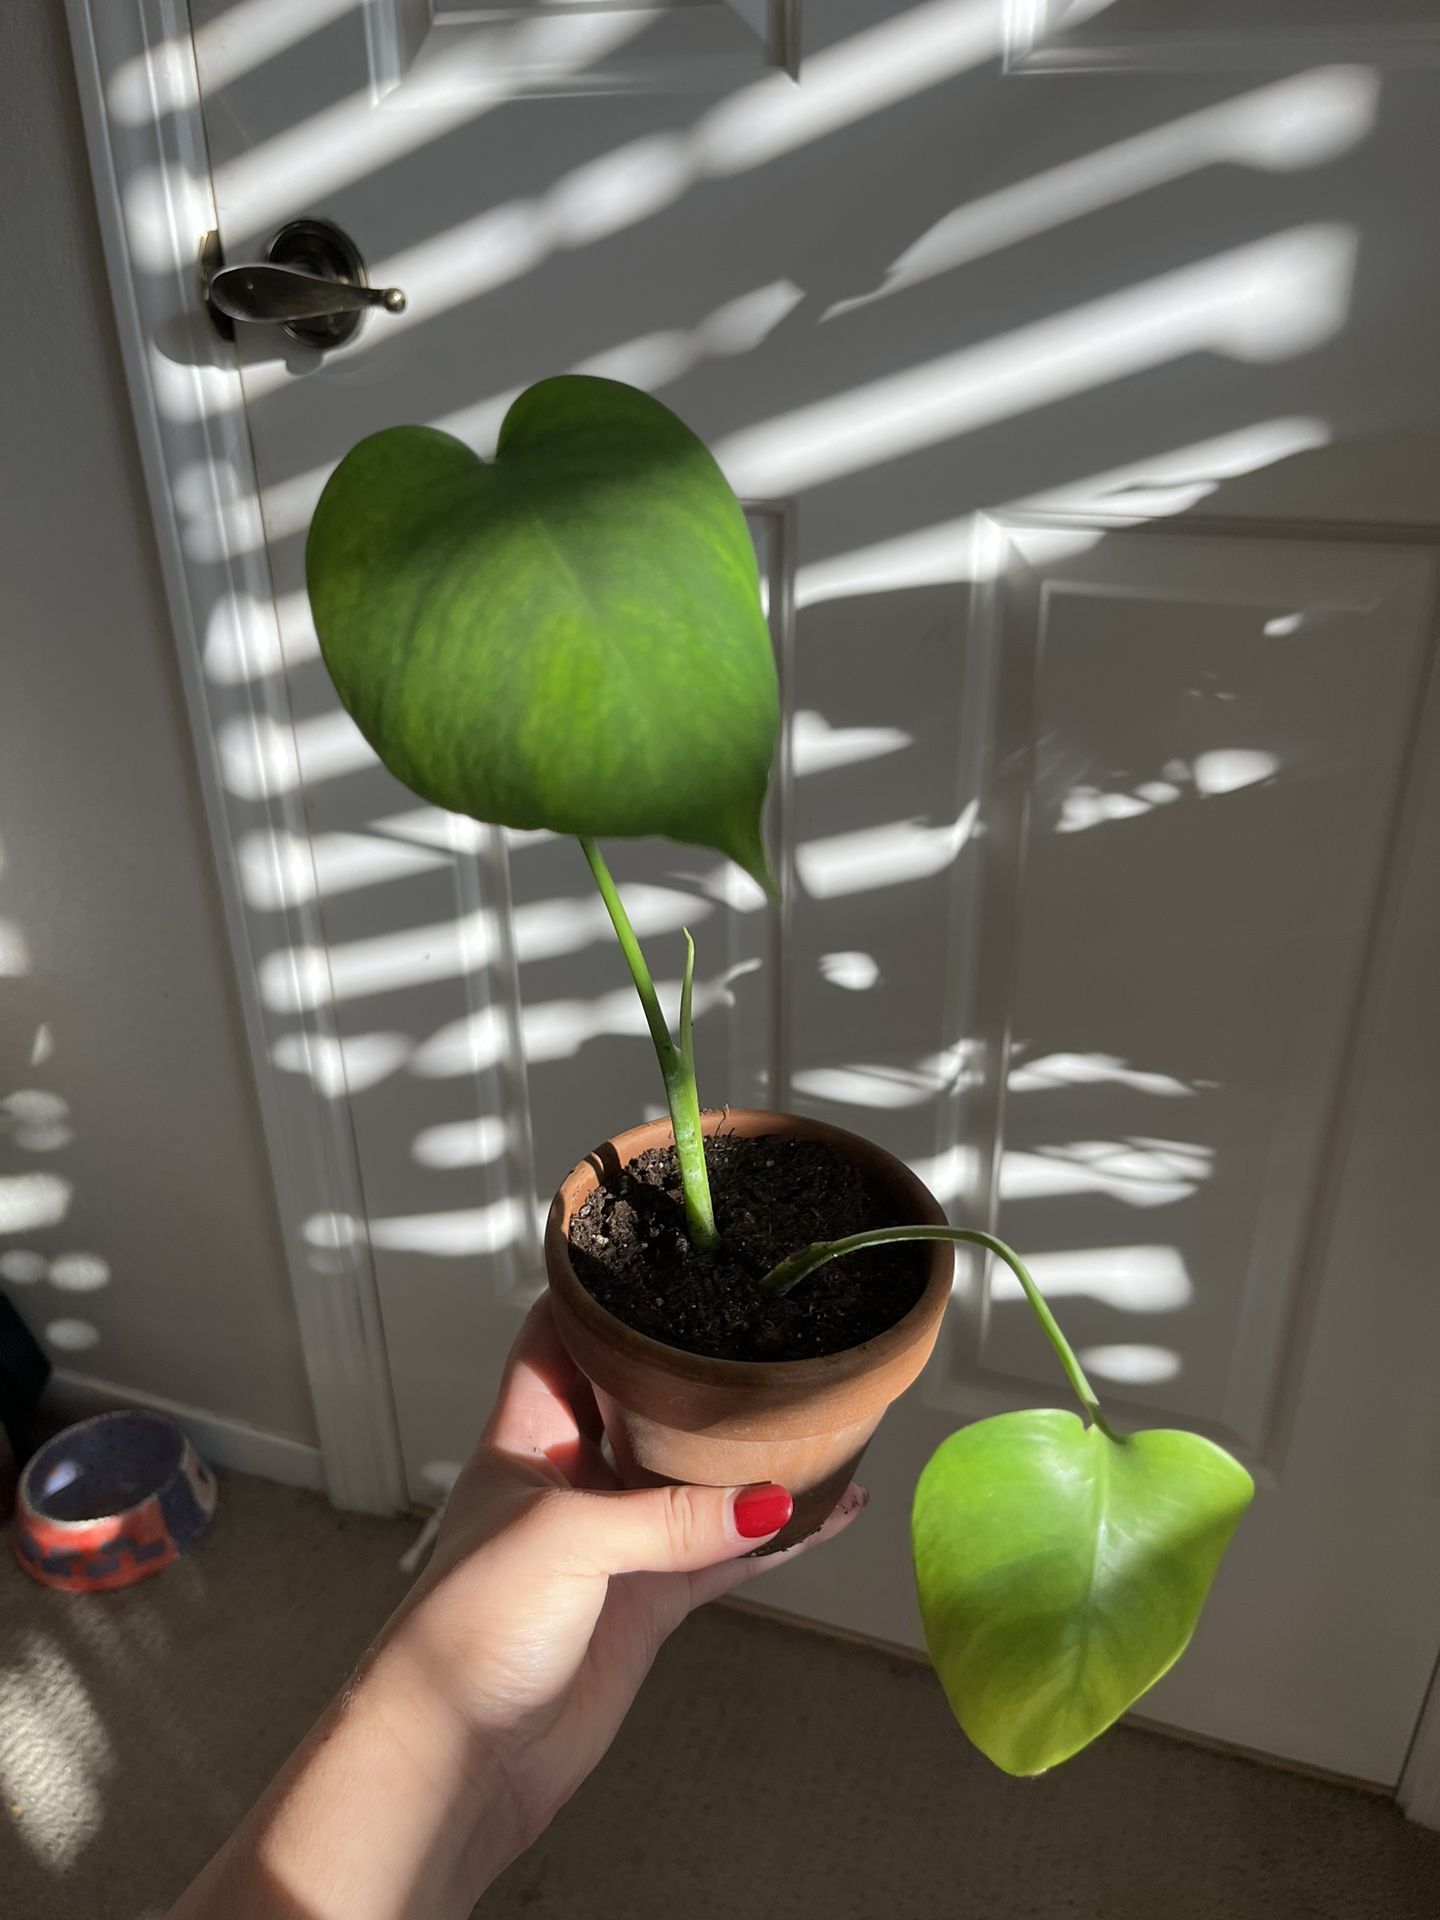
[912,1411,1254,1776]
[306,375,779,886]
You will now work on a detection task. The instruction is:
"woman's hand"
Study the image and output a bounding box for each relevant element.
[170,1295,866,1920]
[381,1294,868,1855]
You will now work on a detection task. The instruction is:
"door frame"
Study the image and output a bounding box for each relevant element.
[65,0,406,1515]
[65,0,1440,1822]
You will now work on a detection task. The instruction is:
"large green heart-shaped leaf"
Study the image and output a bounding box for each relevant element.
[306,376,779,885]
[912,1411,1254,1776]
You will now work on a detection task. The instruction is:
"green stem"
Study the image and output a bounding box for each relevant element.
[579,838,717,1250]
[679,929,697,1081]
[759,1226,1117,1439]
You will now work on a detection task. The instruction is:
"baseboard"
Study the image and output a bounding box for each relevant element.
[46,1369,327,1493]
[721,1592,928,1668]
[721,1595,1394,1800]
[1397,1660,1440,1829]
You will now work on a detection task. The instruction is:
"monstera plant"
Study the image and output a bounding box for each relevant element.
[307,374,1253,1777]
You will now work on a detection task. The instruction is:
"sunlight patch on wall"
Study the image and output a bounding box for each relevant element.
[1055,748,1280,832]
[910,1143,984,1212]
[0,918,32,977]
[45,1319,101,1353]
[1056,785,1163,833]
[109,0,365,124]
[0,1250,114,1294]
[221,0,1000,409]
[244,264,801,427]
[306,1203,527,1259]
[233,277,803,528]
[572,280,804,390]
[365,807,491,856]
[412,1116,509,1170]
[701,0,1000,174]
[1,1090,74,1154]
[995,1244,1191,1312]
[792,422,1327,612]
[999,1139,1212,1209]
[382,151,673,366]
[234,234,1339,562]
[203,590,311,686]
[790,711,911,776]
[715,226,1355,495]
[819,951,881,992]
[1017,417,1330,521]
[1191,748,1280,795]
[0,1173,72,1233]
[796,806,977,899]
[272,1030,412,1098]
[411,972,739,1079]
[184,456,317,561]
[796,518,1115,606]
[710,863,772,918]
[410,1006,506,1080]
[212,11,655,239]
[791,1055,961,1111]
[372,1199,528,1257]
[47,1254,112,1294]
[120,158,214,277]
[521,981,715,1067]
[238,828,450,911]
[0,1250,47,1284]
[827,67,1377,317]
[796,517,981,606]
[218,711,372,800]
[1078,1341,1182,1386]
[304,1211,364,1252]
[1007,1051,1198,1097]
[260,887,704,1012]
[550,130,694,245]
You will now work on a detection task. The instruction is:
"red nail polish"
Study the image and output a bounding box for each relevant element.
[733,1483,793,1539]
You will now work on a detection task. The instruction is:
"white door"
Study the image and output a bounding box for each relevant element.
[169,0,1440,1782]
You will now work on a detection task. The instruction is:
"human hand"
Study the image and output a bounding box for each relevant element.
[167,1296,866,1920]
[378,1293,868,1856]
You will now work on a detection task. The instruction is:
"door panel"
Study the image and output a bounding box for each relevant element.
[188,0,1440,1776]
[1010,0,1440,75]
[971,529,1433,1450]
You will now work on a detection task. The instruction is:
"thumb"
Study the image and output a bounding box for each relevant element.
[539,1480,794,1577]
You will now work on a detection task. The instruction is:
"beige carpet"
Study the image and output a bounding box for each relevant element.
[2,1472,1436,1918]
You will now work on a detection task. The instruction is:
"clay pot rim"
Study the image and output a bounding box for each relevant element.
[544,1106,953,1391]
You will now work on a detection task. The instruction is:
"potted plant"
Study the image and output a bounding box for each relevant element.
[307,375,1253,1778]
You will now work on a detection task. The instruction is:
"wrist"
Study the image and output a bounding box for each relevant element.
[356,1631,530,1897]
[179,1633,526,1920]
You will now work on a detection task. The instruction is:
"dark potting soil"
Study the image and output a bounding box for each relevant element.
[567,1131,928,1362]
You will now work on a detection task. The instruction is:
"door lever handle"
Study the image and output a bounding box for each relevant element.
[208,262,407,326]
[202,217,405,352]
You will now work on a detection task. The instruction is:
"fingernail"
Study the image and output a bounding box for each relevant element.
[732,1483,793,1539]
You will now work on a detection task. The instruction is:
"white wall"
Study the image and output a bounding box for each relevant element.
[0,7,317,1452]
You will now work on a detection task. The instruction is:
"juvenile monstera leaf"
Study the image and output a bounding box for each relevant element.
[306,376,778,886]
[912,1411,1253,1776]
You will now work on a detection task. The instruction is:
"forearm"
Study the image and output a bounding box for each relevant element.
[168,1635,524,1920]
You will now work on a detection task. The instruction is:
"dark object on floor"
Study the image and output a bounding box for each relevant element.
[569,1130,927,1360]
[14,1410,217,1592]
[0,1291,50,1523]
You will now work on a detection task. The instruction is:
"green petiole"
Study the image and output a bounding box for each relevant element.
[760,1226,1117,1440]
[579,838,718,1251]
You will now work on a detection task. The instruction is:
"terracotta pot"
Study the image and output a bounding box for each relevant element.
[544,1108,953,1554]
